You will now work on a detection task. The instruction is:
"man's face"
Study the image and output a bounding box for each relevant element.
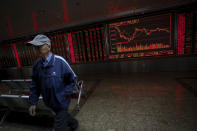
[33,44,51,57]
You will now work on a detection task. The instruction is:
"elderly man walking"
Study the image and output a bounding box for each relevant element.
[28,34,78,131]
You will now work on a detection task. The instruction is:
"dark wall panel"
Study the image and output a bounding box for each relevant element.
[1,56,197,80]
[71,56,197,75]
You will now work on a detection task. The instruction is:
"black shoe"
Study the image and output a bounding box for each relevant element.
[71,128,77,131]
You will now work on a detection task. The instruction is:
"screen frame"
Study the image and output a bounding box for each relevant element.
[107,12,175,56]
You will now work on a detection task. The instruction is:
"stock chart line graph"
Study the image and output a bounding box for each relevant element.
[113,27,170,42]
[109,13,172,54]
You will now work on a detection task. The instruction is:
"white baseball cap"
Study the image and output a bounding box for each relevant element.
[27,34,51,46]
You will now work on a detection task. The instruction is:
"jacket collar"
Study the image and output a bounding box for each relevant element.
[43,52,52,64]
[41,53,55,68]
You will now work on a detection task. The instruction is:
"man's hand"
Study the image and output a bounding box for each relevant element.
[29,105,36,116]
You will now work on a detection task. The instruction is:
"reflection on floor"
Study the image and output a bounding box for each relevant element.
[1,72,197,131]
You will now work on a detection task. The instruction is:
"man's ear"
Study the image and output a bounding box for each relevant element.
[48,45,51,50]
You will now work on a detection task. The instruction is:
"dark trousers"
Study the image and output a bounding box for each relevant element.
[53,109,78,131]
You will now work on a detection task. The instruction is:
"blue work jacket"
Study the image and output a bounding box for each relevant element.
[29,53,77,111]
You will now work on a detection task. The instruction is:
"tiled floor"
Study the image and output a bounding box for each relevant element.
[1,72,197,131]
